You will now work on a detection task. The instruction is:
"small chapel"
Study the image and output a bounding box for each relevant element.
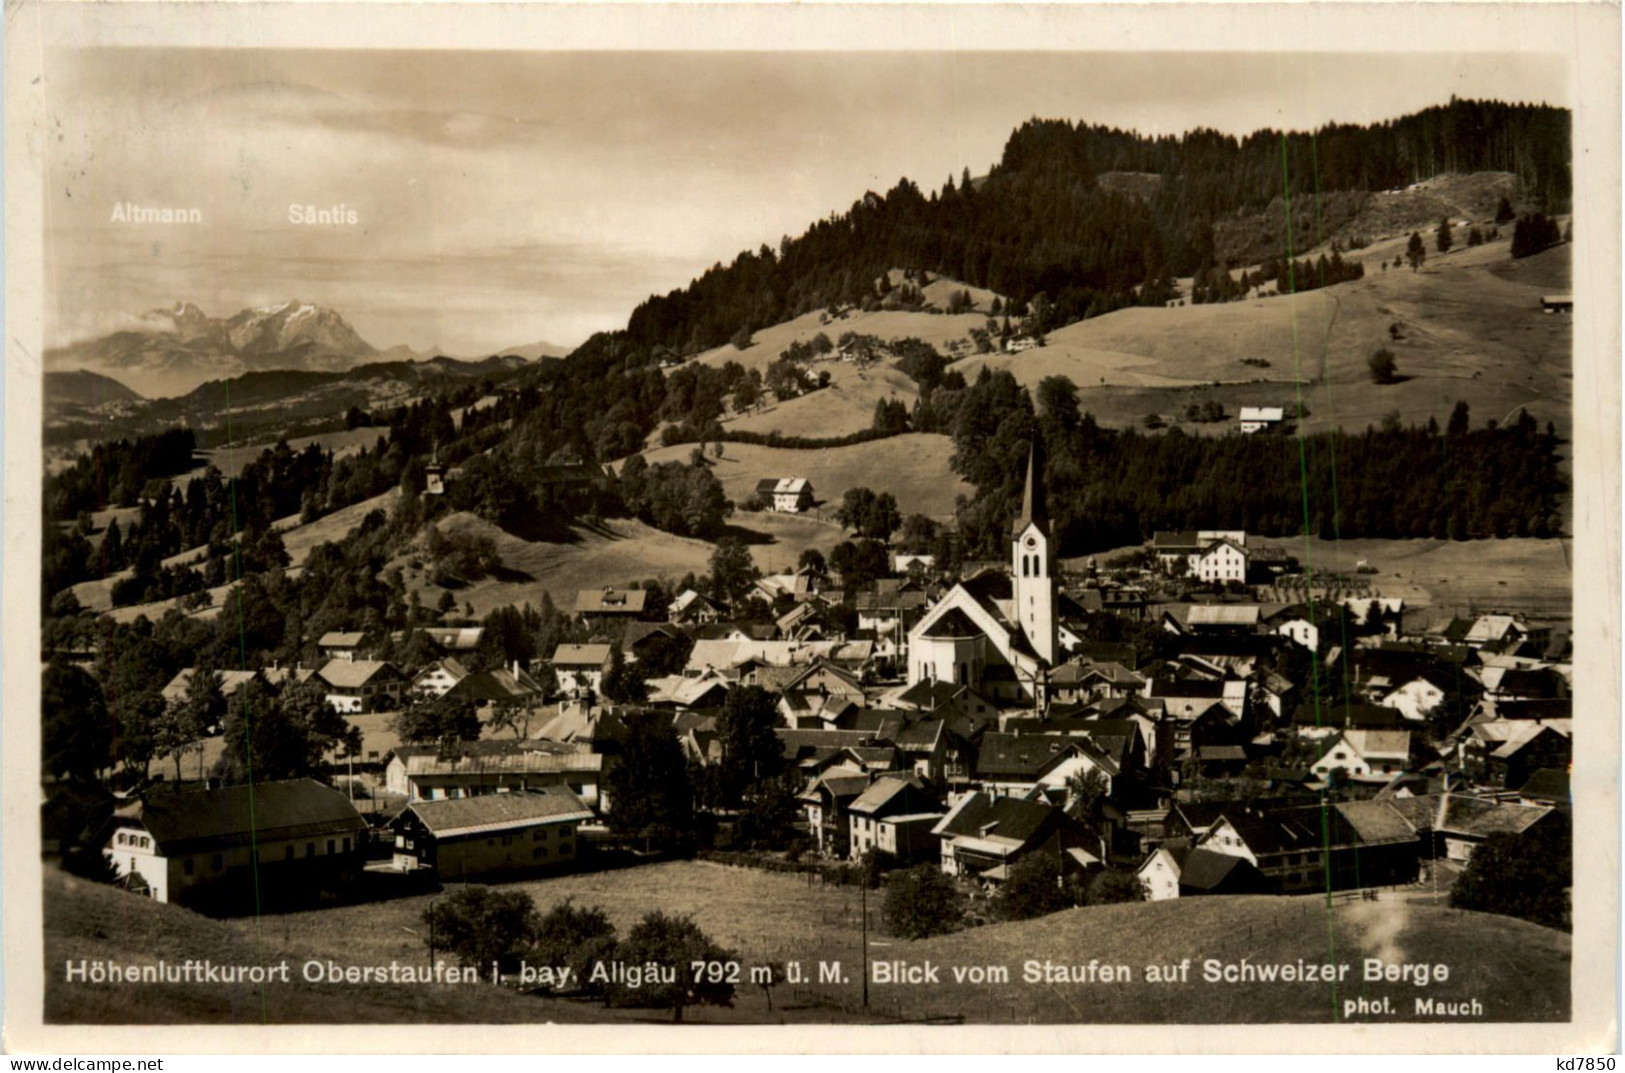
[906,444,1061,708]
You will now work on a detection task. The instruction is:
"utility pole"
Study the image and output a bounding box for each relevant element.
[860,882,869,1009]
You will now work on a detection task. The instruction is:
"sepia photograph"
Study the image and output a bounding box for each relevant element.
[4,0,1619,1054]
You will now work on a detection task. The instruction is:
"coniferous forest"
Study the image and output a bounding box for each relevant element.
[622,98,1570,355]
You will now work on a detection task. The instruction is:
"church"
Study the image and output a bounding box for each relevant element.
[906,445,1064,709]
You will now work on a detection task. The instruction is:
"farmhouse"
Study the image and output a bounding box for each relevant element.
[317,659,405,714]
[1431,794,1563,863]
[1541,294,1573,313]
[933,791,1096,881]
[317,631,369,663]
[159,668,260,709]
[389,787,593,880]
[385,740,606,808]
[411,657,472,698]
[755,477,815,513]
[1137,842,1266,901]
[103,779,366,906]
[844,774,943,861]
[1193,539,1250,584]
[575,587,648,625]
[668,588,723,625]
[551,643,613,696]
[799,770,873,857]
[1238,406,1285,433]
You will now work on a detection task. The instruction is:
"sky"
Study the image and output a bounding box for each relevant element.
[43,48,1568,356]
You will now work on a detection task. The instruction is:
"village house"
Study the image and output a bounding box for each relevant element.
[385,740,607,809]
[799,769,874,857]
[1197,804,1419,894]
[411,657,473,699]
[317,631,370,663]
[969,732,1117,802]
[1310,729,1416,784]
[551,643,613,696]
[443,663,546,708]
[389,786,594,880]
[845,775,944,862]
[1193,539,1249,584]
[755,477,815,513]
[1461,719,1573,790]
[575,586,648,626]
[103,779,366,906]
[933,791,1098,882]
[1137,841,1265,900]
[646,671,732,713]
[159,668,260,722]
[668,588,723,626]
[1238,406,1286,433]
[1430,794,1564,863]
[317,658,405,714]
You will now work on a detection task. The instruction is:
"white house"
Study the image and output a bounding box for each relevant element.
[411,657,473,699]
[551,643,612,696]
[755,477,815,513]
[1238,406,1285,433]
[1311,729,1413,783]
[1193,539,1249,584]
[103,779,366,905]
[1379,675,1447,723]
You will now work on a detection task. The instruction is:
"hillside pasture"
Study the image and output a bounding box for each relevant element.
[396,510,846,619]
[634,434,970,521]
[720,364,920,440]
[45,860,1568,1024]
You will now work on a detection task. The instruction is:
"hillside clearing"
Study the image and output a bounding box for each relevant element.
[634,434,969,521]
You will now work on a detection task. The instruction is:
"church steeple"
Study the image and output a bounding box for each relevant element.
[1012,440,1048,536]
[1010,439,1057,667]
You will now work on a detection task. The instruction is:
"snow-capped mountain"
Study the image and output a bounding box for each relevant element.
[46,300,414,398]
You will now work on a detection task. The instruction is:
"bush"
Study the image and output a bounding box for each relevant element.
[1451,826,1571,930]
[607,911,737,1021]
[424,886,538,972]
[995,854,1076,921]
[1086,868,1148,906]
[532,898,618,994]
[882,865,962,939]
[1368,348,1398,385]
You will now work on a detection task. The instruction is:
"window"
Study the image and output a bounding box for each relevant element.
[212,854,224,871]
[285,845,294,861]
[535,847,548,859]
[534,830,545,842]
[502,835,512,847]
[326,840,336,855]
[342,837,351,853]
[305,843,315,858]
[184,858,194,876]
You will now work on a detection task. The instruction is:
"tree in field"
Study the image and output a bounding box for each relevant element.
[606,709,693,845]
[827,539,889,589]
[216,678,360,784]
[731,326,753,350]
[882,865,963,939]
[392,692,482,744]
[1368,348,1398,385]
[42,660,112,784]
[797,547,827,578]
[602,643,649,704]
[1436,216,1453,253]
[155,666,219,780]
[716,685,783,805]
[1511,213,1563,259]
[531,899,619,995]
[1451,824,1571,930]
[1467,227,1484,248]
[1495,196,1517,224]
[995,853,1074,921]
[1086,868,1149,906]
[1406,232,1426,272]
[607,911,737,1021]
[708,537,759,605]
[424,886,539,973]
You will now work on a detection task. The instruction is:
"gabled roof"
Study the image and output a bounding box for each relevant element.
[318,631,367,648]
[1152,530,1202,551]
[1178,847,1255,890]
[318,659,400,690]
[848,775,933,817]
[394,741,604,778]
[396,787,593,838]
[447,666,545,703]
[1333,800,1418,844]
[933,791,1059,848]
[112,779,365,855]
[413,657,472,684]
[160,668,260,704]
[917,607,982,640]
[1184,604,1260,627]
[1239,406,1285,422]
[551,643,613,667]
[1436,795,1554,838]
[973,733,1084,779]
[1517,768,1571,804]
[756,477,812,495]
[417,626,485,651]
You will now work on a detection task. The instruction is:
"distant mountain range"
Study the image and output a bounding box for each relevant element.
[46,300,574,398]
[42,369,144,408]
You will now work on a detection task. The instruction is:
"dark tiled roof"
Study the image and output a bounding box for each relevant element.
[936,792,1057,845]
[973,733,1079,778]
[1517,768,1571,803]
[398,787,593,836]
[1178,848,1251,890]
[116,779,365,855]
[919,608,982,640]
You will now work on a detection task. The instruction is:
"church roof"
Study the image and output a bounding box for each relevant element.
[918,608,981,639]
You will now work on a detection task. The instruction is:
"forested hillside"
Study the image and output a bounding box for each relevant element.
[623,98,1570,354]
